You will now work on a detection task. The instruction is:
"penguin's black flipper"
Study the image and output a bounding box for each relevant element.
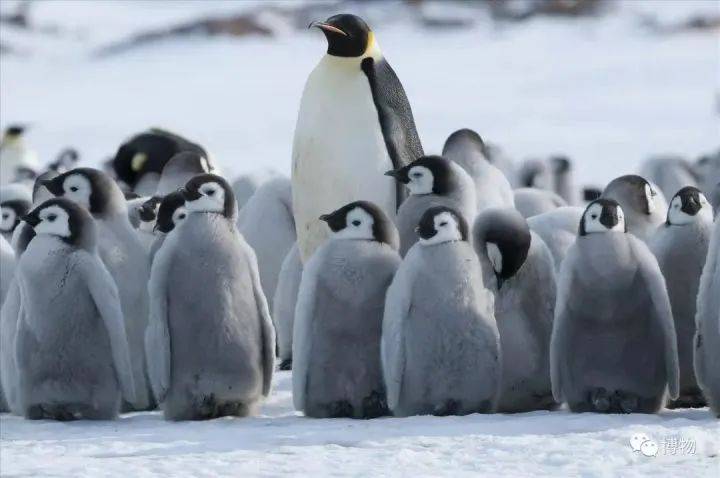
[362,57,424,208]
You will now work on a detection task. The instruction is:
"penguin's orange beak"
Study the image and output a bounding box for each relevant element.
[309,21,347,37]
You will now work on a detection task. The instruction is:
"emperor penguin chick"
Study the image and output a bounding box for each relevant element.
[601,175,665,241]
[386,155,476,256]
[14,199,136,420]
[146,174,275,420]
[551,199,679,413]
[382,206,501,417]
[293,201,400,418]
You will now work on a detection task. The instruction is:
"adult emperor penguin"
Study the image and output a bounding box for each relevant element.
[294,201,400,418]
[0,183,32,243]
[386,155,476,256]
[14,199,136,420]
[473,208,558,412]
[694,214,720,417]
[649,187,714,408]
[273,244,303,370]
[238,176,296,312]
[0,125,39,186]
[292,13,424,262]
[551,199,679,413]
[145,174,275,420]
[526,206,584,271]
[601,175,665,241]
[382,206,501,416]
[41,168,153,410]
[441,128,515,212]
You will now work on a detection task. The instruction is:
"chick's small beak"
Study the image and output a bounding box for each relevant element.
[309,21,348,37]
[384,170,398,178]
[22,213,40,228]
[319,214,331,222]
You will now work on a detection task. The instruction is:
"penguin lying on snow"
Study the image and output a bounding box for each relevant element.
[146,174,274,420]
[14,199,137,420]
[649,187,714,408]
[601,175,666,242]
[382,206,501,417]
[293,201,400,418]
[551,199,679,413]
[293,13,423,262]
[386,155,476,256]
[273,244,303,371]
[473,208,558,412]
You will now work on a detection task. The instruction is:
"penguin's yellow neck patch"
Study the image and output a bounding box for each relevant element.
[2,134,21,145]
[363,32,382,60]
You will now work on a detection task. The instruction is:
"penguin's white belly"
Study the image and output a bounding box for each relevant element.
[292,60,395,262]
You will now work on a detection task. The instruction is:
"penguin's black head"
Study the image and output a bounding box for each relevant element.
[4,124,26,138]
[181,174,236,219]
[138,196,162,223]
[667,186,712,225]
[310,14,372,58]
[473,208,531,290]
[41,167,126,218]
[385,156,456,196]
[1,198,32,234]
[442,128,488,160]
[48,148,80,173]
[579,199,626,236]
[320,200,398,248]
[519,159,549,188]
[416,206,468,246]
[602,174,657,216]
[550,155,571,173]
[155,191,187,234]
[22,198,94,248]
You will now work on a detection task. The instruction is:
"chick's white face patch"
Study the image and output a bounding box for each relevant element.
[1,206,16,232]
[62,174,92,209]
[333,207,374,241]
[583,203,624,234]
[420,211,461,246]
[172,206,188,226]
[406,166,434,196]
[186,182,225,213]
[34,205,71,238]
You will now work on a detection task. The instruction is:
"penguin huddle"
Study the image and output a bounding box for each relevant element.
[1,12,719,423]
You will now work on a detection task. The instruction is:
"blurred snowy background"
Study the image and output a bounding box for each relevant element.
[1,0,718,188]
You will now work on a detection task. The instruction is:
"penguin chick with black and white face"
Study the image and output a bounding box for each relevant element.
[386,155,476,256]
[382,206,501,417]
[442,129,514,212]
[147,191,187,266]
[131,195,163,251]
[551,199,679,414]
[293,13,423,263]
[649,187,714,408]
[473,208,558,412]
[41,167,153,411]
[294,201,400,418]
[0,182,32,245]
[146,173,275,420]
[601,174,665,241]
[0,125,39,186]
[14,198,136,420]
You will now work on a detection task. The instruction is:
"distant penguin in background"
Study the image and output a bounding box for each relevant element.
[527,206,584,271]
[0,235,15,412]
[694,215,720,417]
[154,151,214,197]
[0,125,39,185]
[0,183,32,243]
[650,187,714,408]
[238,177,296,312]
[442,129,514,211]
[145,174,275,420]
[709,182,720,218]
[232,170,279,215]
[482,142,519,187]
[549,155,577,205]
[601,175,665,241]
[639,155,699,201]
[513,187,567,219]
[695,151,720,199]
[14,199,137,420]
[293,201,400,418]
[382,206,501,417]
[273,244,303,370]
[473,208,558,412]
[133,196,163,251]
[551,199,679,413]
[41,168,153,411]
[386,156,476,256]
[519,158,552,190]
[293,13,424,262]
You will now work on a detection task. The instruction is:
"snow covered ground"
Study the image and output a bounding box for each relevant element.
[1,1,719,476]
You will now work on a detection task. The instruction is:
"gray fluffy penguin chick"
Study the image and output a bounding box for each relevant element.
[483,142,519,187]
[442,129,515,211]
[513,187,567,219]
[14,199,137,420]
[41,168,153,410]
[601,175,665,241]
[132,196,162,251]
[233,169,279,216]
[154,151,213,197]
[293,201,400,418]
[639,155,699,200]
[694,215,720,417]
[145,174,275,420]
[0,183,32,244]
[694,151,720,199]
[148,191,187,267]
[551,199,679,413]
[382,206,501,417]
[386,156,477,256]
[527,206,584,272]
[0,235,15,412]
[549,155,578,205]
[238,177,296,313]
[650,187,714,408]
[519,158,552,190]
[473,208,558,412]
[272,243,303,370]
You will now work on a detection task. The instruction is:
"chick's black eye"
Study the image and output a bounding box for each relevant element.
[47,214,57,222]
[2,214,7,220]
[591,214,597,219]
[439,221,448,227]
[206,190,215,196]
[70,186,78,192]
[352,220,361,227]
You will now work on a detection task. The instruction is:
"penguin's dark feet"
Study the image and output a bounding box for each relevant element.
[361,391,388,419]
[50,405,79,422]
[197,394,219,420]
[433,399,461,416]
[279,359,293,371]
[613,391,638,414]
[217,401,249,418]
[327,400,354,418]
[532,392,560,411]
[590,388,610,412]
[26,404,45,420]
[668,388,707,409]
